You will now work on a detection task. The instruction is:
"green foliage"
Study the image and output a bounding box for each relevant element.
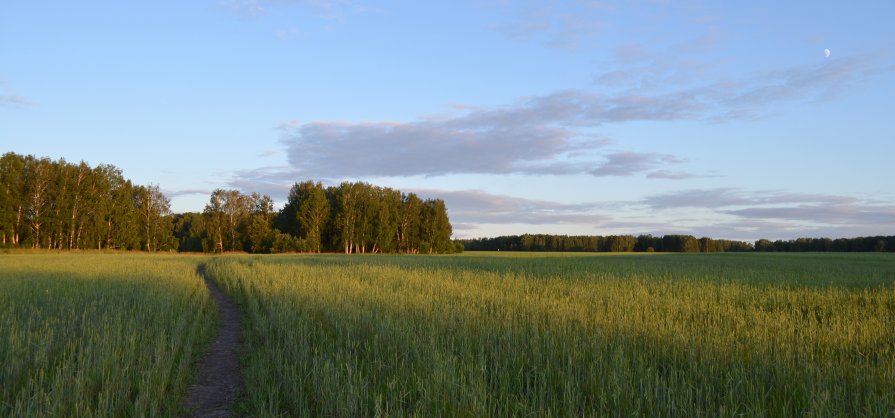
[172,212,206,252]
[270,232,301,253]
[291,181,330,253]
[206,253,895,416]
[0,153,173,251]
[0,254,216,416]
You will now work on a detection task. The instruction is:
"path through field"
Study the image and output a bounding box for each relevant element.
[182,265,244,417]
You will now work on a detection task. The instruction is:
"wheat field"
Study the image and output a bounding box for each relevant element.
[206,253,895,417]
[0,253,216,417]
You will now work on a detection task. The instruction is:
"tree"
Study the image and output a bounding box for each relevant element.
[605,235,636,252]
[332,182,361,254]
[103,171,140,250]
[203,189,253,253]
[65,162,91,249]
[398,193,422,253]
[246,193,275,253]
[294,181,329,253]
[135,184,173,252]
[24,156,53,248]
[371,187,401,253]
[203,190,226,253]
[0,153,26,246]
[173,212,206,252]
[419,199,452,254]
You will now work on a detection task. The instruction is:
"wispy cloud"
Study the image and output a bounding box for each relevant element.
[228,166,298,197]
[597,51,893,121]
[644,188,859,210]
[724,205,895,226]
[272,54,890,180]
[0,79,33,108]
[276,113,696,178]
[221,0,352,21]
[590,152,684,176]
[220,0,266,18]
[163,188,213,198]
[643,188,895,232]
[410,188,608,227]
[0,94,33,107]
[494,3,606,50]
[406,187,895,240]
[646,170,722,180]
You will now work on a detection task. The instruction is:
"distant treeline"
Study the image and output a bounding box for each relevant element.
[461,234,895,253]
[0,152,457,254]
[460,234,753,252]
[754,237,893,252]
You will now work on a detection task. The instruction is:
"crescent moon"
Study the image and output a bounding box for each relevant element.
[824,49,831,58]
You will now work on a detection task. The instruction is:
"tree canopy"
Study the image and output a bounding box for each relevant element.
[0,152,458,254]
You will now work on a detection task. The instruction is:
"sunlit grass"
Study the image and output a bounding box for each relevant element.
[209,253,895,417]
[0,254,216,417]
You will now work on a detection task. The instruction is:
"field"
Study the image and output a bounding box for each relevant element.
[207,252,895,417]
[0,254,216,417]
[2,252,894,417]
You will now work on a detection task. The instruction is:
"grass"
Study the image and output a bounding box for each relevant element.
[2,252,893,417]
[0,253,216,417]
[206,252,895,417]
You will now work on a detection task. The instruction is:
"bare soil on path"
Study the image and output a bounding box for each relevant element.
[181,265,244,417]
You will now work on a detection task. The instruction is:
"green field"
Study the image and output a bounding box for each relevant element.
[2,252,894,417]
[0,254,216,417]
[207,252,895,417]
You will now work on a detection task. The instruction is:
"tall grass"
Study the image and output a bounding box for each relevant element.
[209,253,895,417]
[0,254,216,417]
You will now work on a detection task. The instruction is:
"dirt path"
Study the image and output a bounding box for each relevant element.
[182,265,244,418]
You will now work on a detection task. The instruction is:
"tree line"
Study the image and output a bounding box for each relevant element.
[0,153,173,251]
[177,181,458,254]
[754,236,894,252]
[460,234,754,252]
[0,152,457,254]
[3,152,892,254]
[461,233,895,253]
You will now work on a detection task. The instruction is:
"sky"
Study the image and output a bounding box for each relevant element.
[2,1,894,241]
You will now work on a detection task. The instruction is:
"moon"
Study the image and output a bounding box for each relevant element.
[824,48,831,58]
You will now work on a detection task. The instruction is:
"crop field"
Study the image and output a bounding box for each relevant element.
[2,252,894,417]
[0,254,216,417]
[207,252,895,417]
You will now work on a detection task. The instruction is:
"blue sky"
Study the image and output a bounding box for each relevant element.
[2,1,894,241]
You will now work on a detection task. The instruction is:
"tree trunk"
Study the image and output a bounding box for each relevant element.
[13,205,22,245]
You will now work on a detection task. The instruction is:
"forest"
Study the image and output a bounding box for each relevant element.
[0,152,456,254]
[460,234,754,253]
[462,233,895,253]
